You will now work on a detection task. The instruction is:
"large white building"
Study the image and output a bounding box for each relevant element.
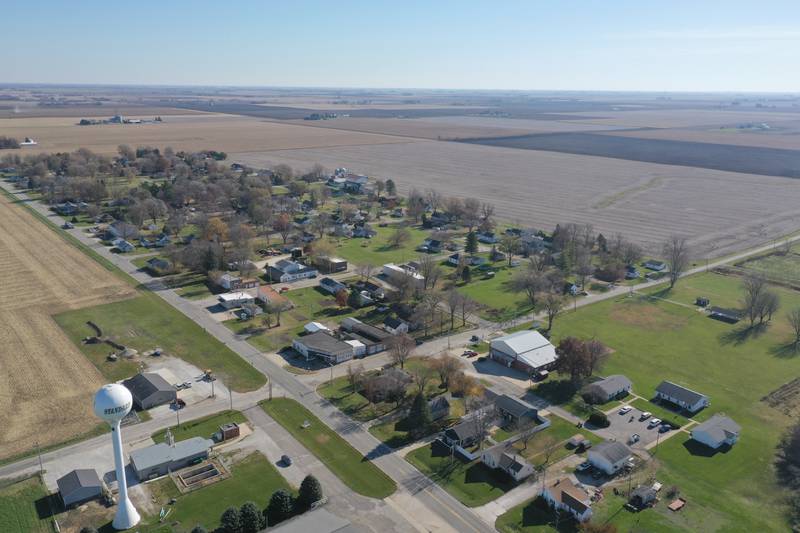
[489,330,558,374]
[382,263,425,290]
[267,259,318,283]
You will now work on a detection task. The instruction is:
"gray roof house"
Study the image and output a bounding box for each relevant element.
[588,441,633,475]
[691,414,741,449]
[655,381,710,413]
[57,469,103,508]
[429,396,451,420]
[582,375,632,403]
[494,395,538,426]
[130,437,213,480]
[122,373,177,410]
[480,444,535,482]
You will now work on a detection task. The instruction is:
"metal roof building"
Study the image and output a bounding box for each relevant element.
[122,372,176,410]
[57,469,103,508]
[489,330,558,373]
[130,437,213,480]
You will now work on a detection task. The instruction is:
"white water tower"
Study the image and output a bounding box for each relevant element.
[93,384,141,530]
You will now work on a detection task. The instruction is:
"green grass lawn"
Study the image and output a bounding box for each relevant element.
[509,414,599,467]
[146,452,291,533]
[171,273,219,300]
[496,496,581,533]
[320,225,430,265]
[456,263,533,321]
[369,398,465,448]
[152,411,246,444]
[406,441,517,507]
[735,249,800,284]
[540,271,800,532]
[54,293,266,391]
[0,476,54,533]
[260,398,396,499]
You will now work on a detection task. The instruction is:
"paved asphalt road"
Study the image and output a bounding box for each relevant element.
[3,181,798,532]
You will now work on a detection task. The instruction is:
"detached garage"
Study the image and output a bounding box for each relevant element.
[57,469,103,508]
[123,372,177,410]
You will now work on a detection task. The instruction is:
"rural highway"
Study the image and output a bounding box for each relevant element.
[2,181,798,533]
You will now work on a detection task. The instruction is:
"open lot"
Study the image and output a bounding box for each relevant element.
[539,272,800,531]
[234,139,800,258]
[0,113,409,156]
[0,191,135,463]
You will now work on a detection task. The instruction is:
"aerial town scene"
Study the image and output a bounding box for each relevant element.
[1,2,800,532]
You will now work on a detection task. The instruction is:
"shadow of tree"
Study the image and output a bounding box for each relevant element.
[770,341,800,358]
[719,322,768,345]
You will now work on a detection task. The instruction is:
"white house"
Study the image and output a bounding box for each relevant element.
[655,381,710,413]
[489,330,558,374]
[112,238,135,253]
[218,292,255,309]
[480,445,535,482]
[267,259,318,283]
[588,441,632,476]
[382,263,425,290]
[541,478,593,523]
[383,316,409,335]
[691,414,741,449]
[582,375,632,403]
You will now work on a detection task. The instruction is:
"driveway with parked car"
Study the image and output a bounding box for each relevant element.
[603,405,669,449]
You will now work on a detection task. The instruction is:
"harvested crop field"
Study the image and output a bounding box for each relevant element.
[602,126,800,151]
[234,140,800,258]
[287,115,628,140]
[0,113,410,155]
[460,132,800,178]
[0,192,134,461]
[558,109,800,128]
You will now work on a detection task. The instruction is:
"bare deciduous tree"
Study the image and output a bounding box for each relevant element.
[388,333,416,369]
[788,308,800,348]
[356,262,376,281]
[663,236,690,289]
[431,354,461,390]
[542,292,565,331]
[346,362,364,392]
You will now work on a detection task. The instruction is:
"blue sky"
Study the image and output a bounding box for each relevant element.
[4,0,800,91]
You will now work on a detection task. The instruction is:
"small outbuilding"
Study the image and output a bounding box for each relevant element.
[57,469,103,508]
[582,375,632,403]
[629,485,658,509]
[123,372,177,410]
[588,441,632,475]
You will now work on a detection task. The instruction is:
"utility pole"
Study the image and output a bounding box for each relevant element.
[35,441,44,477]
[269,380,273,401]
[229,387,233,411]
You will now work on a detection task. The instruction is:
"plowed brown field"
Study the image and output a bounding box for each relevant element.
[0,193,134,461]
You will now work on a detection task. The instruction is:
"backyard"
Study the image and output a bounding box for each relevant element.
[54,292,266,391]
[456,262,533,322]
[405,441,517,507]
[320,224,432,265]
[260,397,396,499]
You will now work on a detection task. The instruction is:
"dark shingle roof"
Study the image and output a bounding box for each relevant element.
[495,395,536,419]
[656,380,707,406]
[57,469,101,496]
[123,373,174,401]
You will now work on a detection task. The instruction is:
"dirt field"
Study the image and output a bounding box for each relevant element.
[285,115,628,140]
[234,139,800,258]
[0,193,134,461]
[0,114,410,156]
[558,109,800,128]
[602,126,800,151]
[461,132,800,178]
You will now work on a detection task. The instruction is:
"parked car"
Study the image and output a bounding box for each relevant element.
[640,411,652,420]
[62,222,75,229]
[182,381,192,389]
[279,287,290,293]
[659,423,672,433]
[619,405,632,415]
[462,350,478,357]
[648,418,662,428]
[629,433,641,444]
[576,461,592,472]
[577,440,593,451]
[174,383,186,390]
[470,335,480,343]
[280,454,292,466]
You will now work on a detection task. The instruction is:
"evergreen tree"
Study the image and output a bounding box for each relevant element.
[465,231,478,254]
[347,289,362,308]
[219,506,241,533]
[385,179,396,196]
[408,393,432,436]
[461,265,471,283]
[298,475,324,509]
[267,489,294,525]
[596,233,608,253]
[240,501,265,533]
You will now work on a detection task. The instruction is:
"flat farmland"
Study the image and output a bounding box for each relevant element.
[286,115,628,140]
[234,140,800,258]
[602,125,800,150]
[0,113,410,155]
[461,132,800,178]
[558,108,800,128]
[0,192,135,462]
